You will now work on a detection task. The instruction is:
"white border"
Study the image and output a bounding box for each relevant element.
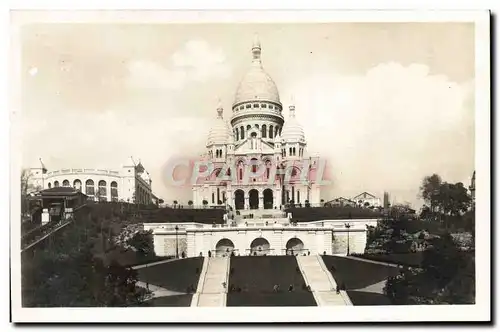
[8,9,490,323]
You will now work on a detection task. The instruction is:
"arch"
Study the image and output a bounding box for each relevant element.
[54,181,60,187]
[269,125,274,139]
[234,189,245,210]
[250,157,259,174]
[215,238,235,257]
[247,124,251,131]
[249,189,259,209]
[85,179,94,196]
[250,237,270,256]
[263,189,273,209]
[285,237,304,255]
[62,179,70,187]
[98,180,107,201]
[73,179,82,191]
[110,181,118,202]
[261,124,267,138]
[235,128,239,140]
[48,182,52,188]
[240,126,245,140]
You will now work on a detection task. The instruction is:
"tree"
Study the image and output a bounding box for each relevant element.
[439,182,471,217]
[364,202,370,208]
[188,200,193,207]
[420,174,442,214]
[127,230,155,257]
[158,199,164,205]
[173,200,178,207]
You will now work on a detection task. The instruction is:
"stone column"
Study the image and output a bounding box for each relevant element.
[244,191,249,210]
[259,195,264,209]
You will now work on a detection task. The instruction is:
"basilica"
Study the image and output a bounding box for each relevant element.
[192,36,321,211]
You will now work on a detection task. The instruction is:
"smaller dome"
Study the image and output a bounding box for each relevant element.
[207,101,231,146]
[281,105,305,143]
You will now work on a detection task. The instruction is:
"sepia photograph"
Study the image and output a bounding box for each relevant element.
[9,9,490,323]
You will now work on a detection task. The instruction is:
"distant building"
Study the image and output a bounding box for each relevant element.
[27,157,158,205]
[352,192,382,207]
[324,197,357,207]
[469,171,475,204]
[383,192,390,209]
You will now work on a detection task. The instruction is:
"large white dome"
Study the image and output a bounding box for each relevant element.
[233,37,281,106]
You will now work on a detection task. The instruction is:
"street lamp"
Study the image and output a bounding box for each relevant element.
[175,225,179,259]
[344,223,351,256]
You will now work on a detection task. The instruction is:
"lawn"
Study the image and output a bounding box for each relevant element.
[136,257,204,292]
[321,255,400,290]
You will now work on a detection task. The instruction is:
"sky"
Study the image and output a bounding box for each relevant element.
[18,22,475,208]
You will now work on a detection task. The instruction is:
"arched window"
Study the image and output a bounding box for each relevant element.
[262,124,267,138]
[289,147,292,155]
[265,160,271,179]
[269,125,274,139]
[247,125,251,131]
[85,179,94,196]
[236,128,239,140]
[54,181,60,187]
[62,180,70,187]
[251,158,258,174]
[212,192,215,204]
[98,180,107,201]
[240,126,245,140]
[293,147,296,156]
[48,183,52,188]
[73,179,82,191]
[297,190,300,203]
[275,126,279,136]
[111,181,118,202]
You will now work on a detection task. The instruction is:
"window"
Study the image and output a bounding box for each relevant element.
[212,193,215,204]
[54,181,60,187]
[269,125,274,139]
[62,180,70,187]
[98,180,107,201]
[48,183,52,188]
[240,105,244,110]
[246,104,251,108]
[73,179,82,191]
[253,103,259,108]
[269,105,274,109]
[251,158,258,174]
[261,104,267,108]
[236,128,239,140]
[240,126,245,139]
[262,124,267,138]
[247,125,251,131]
[111,181,118,202]
[85,179,94,196]
[297,190,300,203]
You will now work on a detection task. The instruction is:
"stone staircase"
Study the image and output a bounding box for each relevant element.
[296,255,352,306]
[192,257,230,307]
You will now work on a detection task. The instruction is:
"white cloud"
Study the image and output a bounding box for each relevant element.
[126,39,231,91]
[290,62,474,206]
